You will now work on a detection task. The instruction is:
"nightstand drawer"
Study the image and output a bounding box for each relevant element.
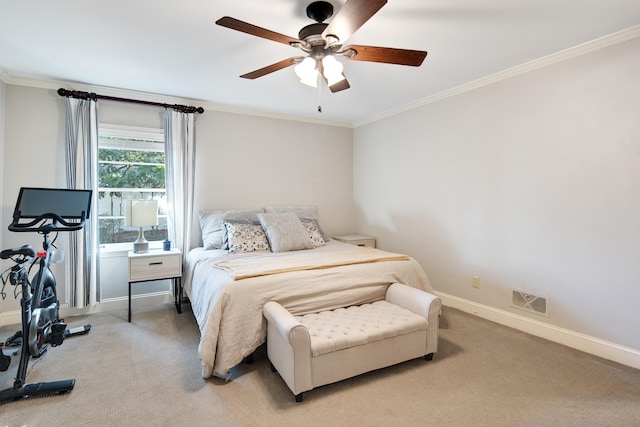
[128,253,181,282]
[333,235,376,248]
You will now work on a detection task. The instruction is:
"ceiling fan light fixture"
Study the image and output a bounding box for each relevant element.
[321,55,346,86]
[294,57,319,88]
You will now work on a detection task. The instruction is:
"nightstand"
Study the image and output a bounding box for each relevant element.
[333,235,376,248]
[128,249,182,322]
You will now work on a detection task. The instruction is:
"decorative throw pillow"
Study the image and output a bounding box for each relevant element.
[304,218,330,242]
[302,219,327,248]
[199,209,264,250]
[224,221,270,253]
[257,212,314,252]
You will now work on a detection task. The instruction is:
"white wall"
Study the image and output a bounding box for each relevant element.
[354,37,640,353]
[0,85,354,319]
[1,86,71,317]
[193,111,354,246]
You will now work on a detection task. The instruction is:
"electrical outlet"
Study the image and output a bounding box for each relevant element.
[472,275,480,289]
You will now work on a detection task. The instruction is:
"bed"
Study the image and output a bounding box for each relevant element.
[183,207,434,378]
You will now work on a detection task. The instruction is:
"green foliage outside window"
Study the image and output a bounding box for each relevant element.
[97,140,168,244]
[98,149,165,190]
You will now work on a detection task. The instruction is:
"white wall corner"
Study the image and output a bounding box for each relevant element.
[0,66,9,83]
[436,291,640,371]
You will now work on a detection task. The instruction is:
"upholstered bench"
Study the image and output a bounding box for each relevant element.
[263,283,441,402]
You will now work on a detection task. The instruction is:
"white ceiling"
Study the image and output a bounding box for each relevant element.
[1,0,639,125]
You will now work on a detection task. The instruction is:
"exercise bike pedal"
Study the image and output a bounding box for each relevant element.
[49,321,67,347]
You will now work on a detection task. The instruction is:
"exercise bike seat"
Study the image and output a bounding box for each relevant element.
[0,244,36,259]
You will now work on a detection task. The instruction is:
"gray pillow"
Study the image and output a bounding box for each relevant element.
[199,209,264,249]
[264,205,318,220]
[257,212,314,252]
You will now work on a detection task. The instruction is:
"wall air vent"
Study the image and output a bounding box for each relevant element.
[511,289,549,317]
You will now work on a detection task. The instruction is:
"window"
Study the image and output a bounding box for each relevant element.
[97,125,168,247]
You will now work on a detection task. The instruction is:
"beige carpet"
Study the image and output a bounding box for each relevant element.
[1,304,639,426]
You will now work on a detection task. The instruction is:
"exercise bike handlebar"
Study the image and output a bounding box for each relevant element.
[8,211,87,233]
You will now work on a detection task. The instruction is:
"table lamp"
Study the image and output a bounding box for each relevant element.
[125,200,158,253]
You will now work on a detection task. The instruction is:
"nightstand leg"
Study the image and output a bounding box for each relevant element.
[128,281,132,322]
[174,277,183,314]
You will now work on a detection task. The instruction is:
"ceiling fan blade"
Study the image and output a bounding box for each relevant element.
[329,77,351,93]
[240,57,303,79]
[342,45,427,66]
[216,16,302,46]
[321,0,387,45]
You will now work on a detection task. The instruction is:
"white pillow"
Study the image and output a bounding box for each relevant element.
[257,212,314,252]
[199,209,264,249]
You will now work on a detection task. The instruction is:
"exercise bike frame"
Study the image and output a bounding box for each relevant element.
[1,212,86,402]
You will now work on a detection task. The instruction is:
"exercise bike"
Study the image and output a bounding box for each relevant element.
[0,187,92,402]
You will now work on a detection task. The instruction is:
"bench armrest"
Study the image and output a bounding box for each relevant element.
[264,301,303,337]
[263,301,312,395]
[386,283,441,319]
[386,283,442,355]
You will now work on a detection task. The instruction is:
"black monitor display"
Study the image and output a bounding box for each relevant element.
[13,187,92,220]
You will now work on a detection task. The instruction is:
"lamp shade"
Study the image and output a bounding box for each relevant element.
[125,200,158,227]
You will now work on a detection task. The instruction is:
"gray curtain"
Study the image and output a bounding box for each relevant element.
[64,97,100,308]
[163,109,197,256]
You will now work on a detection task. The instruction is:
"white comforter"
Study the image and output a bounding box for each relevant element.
[184,240,433,378]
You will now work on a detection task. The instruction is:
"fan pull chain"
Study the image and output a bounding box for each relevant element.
[317,76,322,113]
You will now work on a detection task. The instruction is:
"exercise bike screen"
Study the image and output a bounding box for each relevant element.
[14,187,92,220]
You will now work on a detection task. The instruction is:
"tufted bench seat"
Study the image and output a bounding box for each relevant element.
[263,283,441,402]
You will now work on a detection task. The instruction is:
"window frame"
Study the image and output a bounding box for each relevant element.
[97,124,167,252]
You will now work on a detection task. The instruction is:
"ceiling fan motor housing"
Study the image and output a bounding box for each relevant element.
[298,22,329,44]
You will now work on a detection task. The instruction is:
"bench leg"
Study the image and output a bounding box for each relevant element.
[425,353,434,361]
[268,360,301,402]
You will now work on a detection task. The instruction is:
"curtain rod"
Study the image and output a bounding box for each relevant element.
[57,88,204,114]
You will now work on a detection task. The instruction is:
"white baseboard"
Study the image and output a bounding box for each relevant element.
[0,292,173,327]
[436,291,640,370]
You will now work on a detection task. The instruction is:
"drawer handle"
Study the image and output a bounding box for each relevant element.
[149,261,164,266]
[357,244,365,246]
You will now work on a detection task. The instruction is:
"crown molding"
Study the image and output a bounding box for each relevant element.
[354,24,640,128]
[6,75,212,107]
[3,75,353,129]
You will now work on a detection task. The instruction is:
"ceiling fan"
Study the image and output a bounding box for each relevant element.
[215,0,427,93]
